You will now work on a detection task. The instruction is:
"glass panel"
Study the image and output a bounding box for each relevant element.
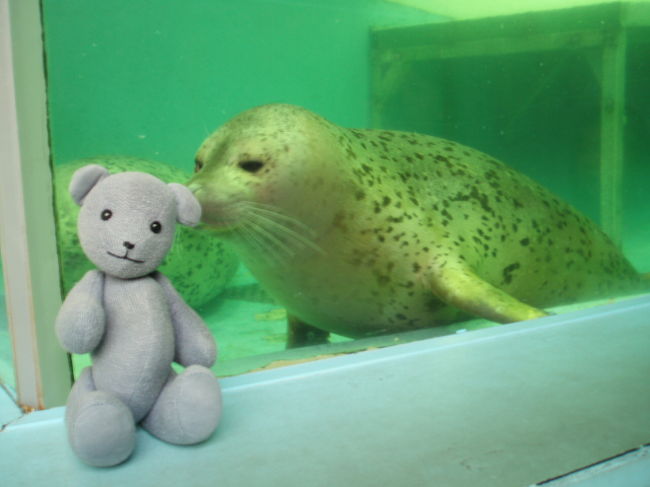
[40,0,650,377]
[0,247,15,391]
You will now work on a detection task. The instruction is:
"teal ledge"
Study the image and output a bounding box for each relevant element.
[1,295,649,487]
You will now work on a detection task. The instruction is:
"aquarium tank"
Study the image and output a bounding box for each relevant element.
[9,0,646,382]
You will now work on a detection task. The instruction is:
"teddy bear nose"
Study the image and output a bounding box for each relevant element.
[123,241,135,250]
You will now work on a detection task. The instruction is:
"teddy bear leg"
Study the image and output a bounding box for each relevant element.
[65,367,136,467]
[141,365,221,445]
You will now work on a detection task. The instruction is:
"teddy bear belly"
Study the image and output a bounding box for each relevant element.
[91,276,175,421]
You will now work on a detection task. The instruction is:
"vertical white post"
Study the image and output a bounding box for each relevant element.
[0,0,71,409]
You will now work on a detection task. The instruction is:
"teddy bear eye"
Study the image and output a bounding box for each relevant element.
[101,209,113,221]
[150,221,162,234]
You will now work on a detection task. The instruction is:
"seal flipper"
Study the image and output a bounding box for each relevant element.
[427,256,548,323]
[286,314,330,348]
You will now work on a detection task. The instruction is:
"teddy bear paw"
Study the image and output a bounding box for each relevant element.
[142,365,222,445]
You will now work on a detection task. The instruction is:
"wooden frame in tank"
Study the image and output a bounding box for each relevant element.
[370,2,650,246]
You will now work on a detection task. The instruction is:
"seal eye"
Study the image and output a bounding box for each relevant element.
[150,221,162,234]
[194,158,203,173]
[101,209,112,221]
[238,160,265,173]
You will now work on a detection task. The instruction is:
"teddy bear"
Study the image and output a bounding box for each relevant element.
[55,164,221,467]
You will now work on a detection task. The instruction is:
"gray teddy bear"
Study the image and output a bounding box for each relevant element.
[55,164,221,467]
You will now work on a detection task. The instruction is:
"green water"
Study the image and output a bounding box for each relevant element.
[32,0,650,378]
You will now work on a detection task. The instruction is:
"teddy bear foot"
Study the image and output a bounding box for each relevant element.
[67,390,136,467]
[65,368,136,467]
[142,365,222,445]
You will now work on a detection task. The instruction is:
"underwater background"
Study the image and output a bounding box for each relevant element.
[2,0,649,385]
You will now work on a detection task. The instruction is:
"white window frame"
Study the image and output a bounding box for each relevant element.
[0,0,71,409]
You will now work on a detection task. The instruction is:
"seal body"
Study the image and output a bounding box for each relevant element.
[189,104,641,340]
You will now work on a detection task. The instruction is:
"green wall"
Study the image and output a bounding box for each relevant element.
[41,0,441,171]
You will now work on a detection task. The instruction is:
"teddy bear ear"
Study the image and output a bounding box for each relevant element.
[69,164,110,206]
[169,183,202,227]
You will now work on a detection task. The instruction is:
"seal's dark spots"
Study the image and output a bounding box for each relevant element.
[239,160,265,173]
[502,262,521,285]
[194,158,203,173]
[101,209,113,221]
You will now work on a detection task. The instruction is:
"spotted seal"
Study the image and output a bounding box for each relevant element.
[189,104,642,346]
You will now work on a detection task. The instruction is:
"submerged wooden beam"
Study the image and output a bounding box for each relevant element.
[599,29,627,246]
[370,3,649,246]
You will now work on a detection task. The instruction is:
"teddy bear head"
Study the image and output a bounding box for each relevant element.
[69,164,201,279]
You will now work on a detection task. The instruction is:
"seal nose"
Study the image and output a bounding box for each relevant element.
[123,241,135,250]
[186,182,202,195]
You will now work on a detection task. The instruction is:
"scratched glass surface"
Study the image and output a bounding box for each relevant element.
[40,0,650,376]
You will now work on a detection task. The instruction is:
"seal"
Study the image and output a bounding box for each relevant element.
[189,104,642,346]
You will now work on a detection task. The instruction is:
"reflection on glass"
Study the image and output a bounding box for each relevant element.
[0,250,16,391]
[40,1,650,377]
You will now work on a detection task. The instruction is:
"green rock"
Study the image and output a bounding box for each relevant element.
[54,156,239,309]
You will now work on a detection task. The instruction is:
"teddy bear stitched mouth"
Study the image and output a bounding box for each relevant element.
[107,251,145,264]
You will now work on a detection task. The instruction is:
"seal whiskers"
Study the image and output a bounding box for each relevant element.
[233,220,276,262]
[244,203,324,254]
[240,216,297,264]
[232,201,324,265]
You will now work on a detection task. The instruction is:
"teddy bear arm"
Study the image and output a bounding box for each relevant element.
[55,270,106,354]
[153,272,217,368]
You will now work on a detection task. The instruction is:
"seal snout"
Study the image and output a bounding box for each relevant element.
[186,182,202,195]
[190,190,236,229]
[186,184,214,216]
[186,183,210,211]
